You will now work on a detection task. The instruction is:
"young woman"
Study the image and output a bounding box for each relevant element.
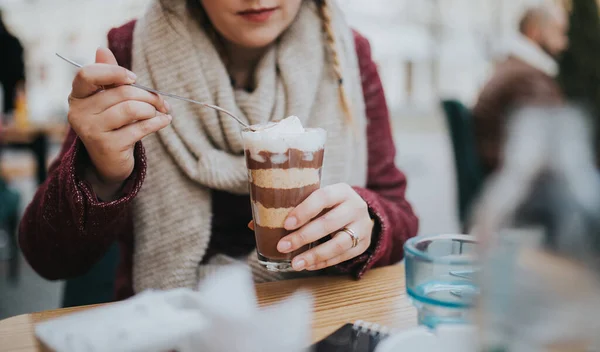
[19,0,418,300]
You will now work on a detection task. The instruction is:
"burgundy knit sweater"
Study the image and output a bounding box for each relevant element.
[19,22,419,301]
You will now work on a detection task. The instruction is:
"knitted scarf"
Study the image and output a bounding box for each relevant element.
[131,0,368,292]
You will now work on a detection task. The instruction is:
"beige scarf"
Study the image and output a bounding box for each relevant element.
[131,0,368,292]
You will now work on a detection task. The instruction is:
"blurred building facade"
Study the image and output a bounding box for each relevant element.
[0,0,147,124]
[0,0,544,123]
[342,0,540,114]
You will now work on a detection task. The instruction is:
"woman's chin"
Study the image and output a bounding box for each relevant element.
[227,29,282,49]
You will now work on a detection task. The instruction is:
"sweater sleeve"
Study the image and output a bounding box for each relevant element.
[18,130,145,280]
[336,32,419,278]
[19,22,144,280]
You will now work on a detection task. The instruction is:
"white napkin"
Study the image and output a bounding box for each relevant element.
[35,265,312,352]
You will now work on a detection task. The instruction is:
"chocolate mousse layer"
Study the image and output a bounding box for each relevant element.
[246,147,324,262]
[254,225,310,260]
[250,183,319,209]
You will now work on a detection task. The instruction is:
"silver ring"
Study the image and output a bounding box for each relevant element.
[338,227,359,249]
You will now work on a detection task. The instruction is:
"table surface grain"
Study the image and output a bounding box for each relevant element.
[0,123,68,144]
[0,265,416,351]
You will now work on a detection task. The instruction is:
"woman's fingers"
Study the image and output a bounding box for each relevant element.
[71,63,137,100]
[114,113,172,146]
[88,85,168,115]
[278,183,373,271]
[305,251,357,271]
[291,223,369,271]
[96,47,118,66]
[284,183,353,231]
[100,101,161,131]
[278,202,357,253]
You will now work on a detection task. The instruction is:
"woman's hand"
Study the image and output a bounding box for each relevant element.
[68,48,171,200]
[279,183,374,271]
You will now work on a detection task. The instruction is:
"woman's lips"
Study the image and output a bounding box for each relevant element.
[237,7,278,23]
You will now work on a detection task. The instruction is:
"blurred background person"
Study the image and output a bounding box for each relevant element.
[0,9,25,123]
[472,1,569,175]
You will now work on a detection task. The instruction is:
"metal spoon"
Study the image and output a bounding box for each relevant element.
[56,53,251,129]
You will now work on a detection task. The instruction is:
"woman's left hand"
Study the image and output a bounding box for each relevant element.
[278,183,374,271]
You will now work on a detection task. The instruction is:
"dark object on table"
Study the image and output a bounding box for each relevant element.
[312,322,390,352]
[442,100,484,230]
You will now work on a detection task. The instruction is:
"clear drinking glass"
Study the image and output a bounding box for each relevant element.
[404,234,479,328]
[242,125,326,272]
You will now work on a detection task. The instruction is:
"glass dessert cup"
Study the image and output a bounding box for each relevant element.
[242,123,326,272]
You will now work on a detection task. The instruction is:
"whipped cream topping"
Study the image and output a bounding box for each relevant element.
[242,116,326,163]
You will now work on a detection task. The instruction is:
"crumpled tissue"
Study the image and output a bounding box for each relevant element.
[35,265,312,352]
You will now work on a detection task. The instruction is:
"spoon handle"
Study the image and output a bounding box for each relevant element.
[56,53,250,128]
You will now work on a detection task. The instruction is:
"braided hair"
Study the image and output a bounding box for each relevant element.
[315,0,353,124]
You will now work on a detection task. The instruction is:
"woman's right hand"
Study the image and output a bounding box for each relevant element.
[68,48,171,199]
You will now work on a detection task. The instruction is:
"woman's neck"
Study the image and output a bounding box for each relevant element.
[223,41,268,91]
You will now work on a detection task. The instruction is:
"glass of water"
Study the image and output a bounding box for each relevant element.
[404,234,479,328]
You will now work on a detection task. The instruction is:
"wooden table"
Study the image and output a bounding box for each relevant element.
[0,124,67,145]
[0,265,417,351]
[0,123,68,185]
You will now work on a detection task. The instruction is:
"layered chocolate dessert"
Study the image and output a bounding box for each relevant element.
[242,116,326,271]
